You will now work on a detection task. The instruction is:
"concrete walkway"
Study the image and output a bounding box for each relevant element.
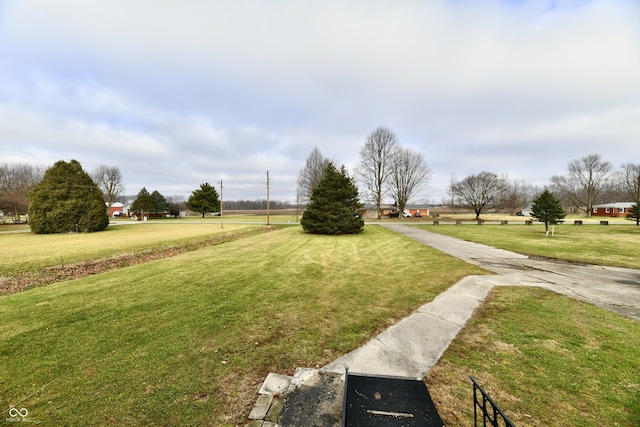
[382,224,640,322]
[248,224,640,426]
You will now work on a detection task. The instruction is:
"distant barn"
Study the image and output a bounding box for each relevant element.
[108,202,124,217]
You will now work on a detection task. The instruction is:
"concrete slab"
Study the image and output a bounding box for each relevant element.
[288,368,320,393]
[378,312,463,377]
[323,338,428,378]
[259,373,292,396]
[248,394,273,420]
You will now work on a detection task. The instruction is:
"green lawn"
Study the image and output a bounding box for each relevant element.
[0,222,254,275]
[419,223,640,269]
[0,225,483,426]
[427,286,640,426]
[3,222,639,426]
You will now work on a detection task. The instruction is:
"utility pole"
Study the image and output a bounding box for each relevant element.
[219,180,223,229]
[266,171,270,226]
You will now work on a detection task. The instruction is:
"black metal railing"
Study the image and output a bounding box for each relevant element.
[470,376,516,427]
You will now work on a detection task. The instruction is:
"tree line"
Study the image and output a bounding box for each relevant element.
[297,130,640,223]
[2,132,639,231]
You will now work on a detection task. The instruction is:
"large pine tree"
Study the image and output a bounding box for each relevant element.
[301,163,364,235]
[131,187,155,218]
[28,159,109,234]
[531,189,566,232]
[186,183,220,218]
[151,190,169,215]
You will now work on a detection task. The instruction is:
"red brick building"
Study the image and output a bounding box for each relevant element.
[591,202,634,217]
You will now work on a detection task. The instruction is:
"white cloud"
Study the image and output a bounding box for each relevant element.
[0,0,639,203]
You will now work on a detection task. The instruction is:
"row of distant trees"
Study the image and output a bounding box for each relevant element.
[2,142,639,225]
[445,154,640,220]
[4,159,225,233]
[0,162,294,221]
[296,129,640,221]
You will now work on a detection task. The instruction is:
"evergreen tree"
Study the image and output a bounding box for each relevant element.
[301,163,364,235]
[28,159,109,234]
[131,187,155,218]
[630,204,640,226]
[186,183,220,218]
[151,190,169,215]
[531,189,566,232]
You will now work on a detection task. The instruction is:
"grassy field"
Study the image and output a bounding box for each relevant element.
[0,222,255,275]
[2,220,639,426]
[0,225,483,426]
[427,286,640,426]
[419,223,640,269]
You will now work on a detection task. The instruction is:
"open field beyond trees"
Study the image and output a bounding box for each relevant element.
[1,221,639,425]
[1,224,483,425]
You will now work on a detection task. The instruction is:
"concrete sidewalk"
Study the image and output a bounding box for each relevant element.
[247,224,640,426]
[322,274,499,379]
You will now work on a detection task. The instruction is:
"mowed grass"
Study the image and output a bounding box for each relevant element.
[0,225,484,426]
[419,223,640,269]
[0,222,255,275]
[427,286,640,427]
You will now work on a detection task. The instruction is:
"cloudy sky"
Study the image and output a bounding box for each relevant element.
[1,0,639,204]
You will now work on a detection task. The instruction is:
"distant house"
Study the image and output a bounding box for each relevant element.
[108,202,124,217]
[362,205,396,219]
[405,205,430,218]
[591,202,634,217]
[362,204,430,218]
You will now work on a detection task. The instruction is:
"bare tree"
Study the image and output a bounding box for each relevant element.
[620,163,640,225]
[447,175,456,213]
[297,147,330,203]
[92,165,125,208]
[388,147,431,217]
[0,163,44,218]
[550,154,613,217]
[166,195,186,217]
[504,178,535,215]
[453,171,507,220]
[620,163,640,202]
[355,127,398,219]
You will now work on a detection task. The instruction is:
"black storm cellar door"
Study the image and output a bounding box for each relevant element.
[342,369,444,427]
